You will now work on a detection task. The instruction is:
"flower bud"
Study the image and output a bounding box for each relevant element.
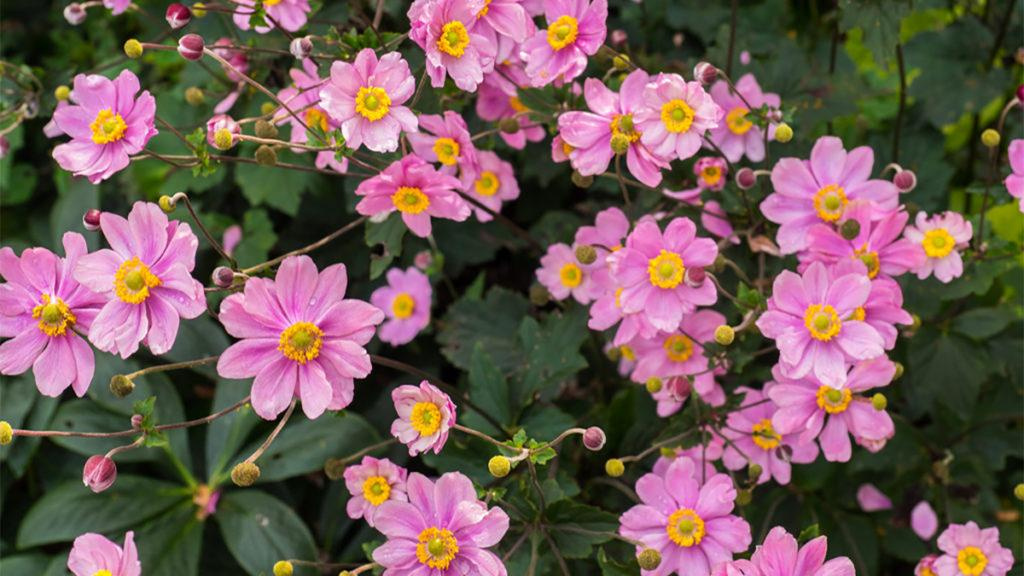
[775,122,793,143]
[211,266,235,288]
[693,61,718,85]
[637,548,662,570]
[255,119,278,139]
[612,54,631,70]
[736,488,753,505]
[158,195,176,213]
[571,170,594,188]
[1017,84,1024,103]
[871,393,887,411]
[178,34,205,61]
[83,209,102,231]
[184,86,205,106]
[498,117,520,134]
[261,102,278,116]
[54,85,71,102]
[840,219,860,240]
[83,455,117,493]
[685,266,705,287]
[610,29,628,46]
[605,458,625,477]
[747,463,763,481]
[123,39,144,59]
[488,455,511,478]
[109,374,135,398]
[575,245,597,265]
[414,250,433,271]
[893,362,904,380]
[735,167,756,190]
[207,114,240,150]
[192,2,207,17]
[1014,483,1024,501]
[273,560,294,576]
[323,457,346,480]
[255,145,277,166]
[64,3,87,25]
[231,461,260,486]
[0,421,13,445]
[714,325,735,346]
[894,169,917,192]
[583,427,607,451]
[645,377,662,394]
[981,128,1000,148]
[529,283,550,306]
[165,3,192,29]
[289,36,313,59]
[610,133,631,155]
[130,414,143,429]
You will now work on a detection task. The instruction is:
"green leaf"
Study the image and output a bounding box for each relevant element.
[464,343,513,435]
[515,304,589,401]
[365,213,407,280]
[907,331,993,419]
[985,202,1024,245]
[952,307,1016,339]
[235,160,311,216]
[135,501,204,576]
[839,0,911,66]
[543,501,619,559]
[216,491,318,576]
[206,381,261,482]
[0,554,52,576]
[797,523,821,543]
[597,547,637,576]
[438,287,530,373]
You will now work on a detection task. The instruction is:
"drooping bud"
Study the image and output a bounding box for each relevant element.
[714,325,735,346]
[735,167,756,190]
[610,29,628,46]
[255,119,278,139]
[255,145,278,166]
[981,128,1000,148]
[571,170,594,188]
[575,245,598,265]
[529,283,550,306]
[83,455,117,493]
[231,461,260,486]
[871,393,887,411]
[178,34,205,61]
[289,36,313,59]
[605,458,625,477]
[612,54,631,70]
[323,457,346,480]
[1017,84,1024,103]
[109,374,135,398]
[54,85,71,102]
[894,169,917,192]
[123,39,144,59]
[212,266,236,288]
[0,421,12,445]
[414,250,433,271]
[645,377,662,394]
[774,122,793,143]
[165,3,192,29]
[498,117,520,134]
[685,266,706,287]
[637,548,662,570]
[272,560,294,576]
[83,209,102,231]
[582,427,607,451]
[693,61,718,85]
[610,133,631,155]
[185,86,205,106]
[488,455,511,478]
[840,219,861,240]
[158,195,176,213]
[64,3,87,25]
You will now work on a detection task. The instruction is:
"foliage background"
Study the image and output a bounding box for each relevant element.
[0,0,1022,574]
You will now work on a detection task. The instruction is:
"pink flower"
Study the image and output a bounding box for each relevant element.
[355,155,471,238]
[628,309,723,383]
[769,358,896,462]
[0,233,105,397]
[320,49,418,154]
[211,39,249,114]
[68,531,140,576]
[103,0,131,15]
[222,225,242,257]
[407,111,479,180]
[575,206,631,252]
[826,258,912,350]
[558,70,670,187]
[614,217,718,332]
[74,202,206,358]
[702,201,740,245]
[651,373,726,418]
[664,157,729,203]
[391,381,456,455]
[232,0,309,33]
[371,267,432,346]
[463,150,520,221]
[636,73,722,162]
[653,436,724,479]
[408,0,496,91]
[343,456,408,527]
[917,555,939,576]
[911,501,939,541]
[903,211,972,283]
[714,526,854,576]
[51,70,157,184]
[473,0,533,62]
[476,62,545,149]
[706,73,779,163]
[216,256,384,420]
[762,136,900,254]
[856,483,892,512]
[275,58,349,173]
[755,262,885,388]
[206,114,240,150]
[619,456,752,574]
[372,471,509,575]
[522,0,607,86]
[536,243,600,303]
[934,522,1014,576]
[552,134,573,162]
[1005,139,1024,212]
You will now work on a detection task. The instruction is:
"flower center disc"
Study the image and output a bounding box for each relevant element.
[701,166,722,186]
[853,246,880,278]
[815,385,853,414]
[813,184,848,222]
[391,186,430,214]
[726,107,753,135]
[392,292,416,319]
[752,418,782,450]
[665,508,705,547]
[546,15,579,50]
[663,334,694,362]
[437,21,470,57]
[355,86,392,122]
[559,262,583,288]
[114,257,161,304]
[305,108,330,132]
[661,99,696,133]
[278,321,324,364]
[416,527,459,569]
[433,137,461,166]
[804,304,842,341]
[362,475,392,506]
[410,401,442,436]
[32,294,76,337]
[90,108,128,144]
[922,228,955,259]
[957,546,988,576]
[648,249,685,289]
[475,171,500,196]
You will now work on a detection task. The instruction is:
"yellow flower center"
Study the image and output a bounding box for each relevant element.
[853,246,880,278]
[614,286,623,308]
[663,334,694,363]
[90,108,128,145]
[433,137,460,166]
[725,107,753,135]
[93,571,114,576]
[665,508,705,547]
[305,108,329,132]
[278,321,324,364]
[437,21,470,57]
[812,184,848,222]
[410,401,442,436]
[648,249,685,289]
[701,165,722,187]
[475,170,500,196]
[610,114,641,143]
[477,0,492,17]
[957,546,988,576]
[751,418,781,450]
[509,96,528,113]
[559,262,583,288]
[920,567,937,576]
[922,228,955,259]
[362,475,392,506]
[264,0,281,5]
[815,385,853,414]
[546,15,579,50]
[416,527,459,570]
[804,304,842,341]
[113,257,161,305]
[355,86,392,122]
[849,306,866,322]
[561,140,574,157]
[391,186,430,215]
[392,292,415,319]
[620,344,636,361]
[661,99,696,133]
[32,294,76,337]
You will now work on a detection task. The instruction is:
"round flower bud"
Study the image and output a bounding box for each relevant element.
[158,195,176,213]
[685,266,706,287]
[64,3,87,25]
[192,2,207,17]
[714,325,735,346]
[575,245,598,265]
[637,548,662,570]
[840,219,861,240]
[775,122,793,143]
[254,119,278,139]
[207,114,240,150]
[289,36,313,59]
[747,463,763,481]
[54,85,71,102]
[529,283,550,306]
[83,209,102,231]
[323,457,346,480]
[255,145,278,166]
[735,167,756,190]
[83,455,117,493]
[1017,84,1024,103]
[1014,483,1024,501]
[212,266,235,288]
[736,488,753,506]
[893,362,904,380]
[109,374,135,398]
[178,34,205,61]
[571,171,594,188]
[488,455,511,478]
[612,54,631,70]
[185,86,205,106]
[0,421,13,445]
[261,102,278,116]
[610,29,628,46]
[582,427,607,451]
[605,458,625,477]
[645,377,662,394]
[894,169,917,192]
[273,560,294,576]
[981,129,1000,148]
[165,3,192,29]
[693,61,718,85]
[130,414,143,429]
[498,117,520,134]
[123,39,144,59]
[659,447,677,458]
[414,250,434,271]
[871,393,887,411]
[610,133,631,155]
[231,461,260,486]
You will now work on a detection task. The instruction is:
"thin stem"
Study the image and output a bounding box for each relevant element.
[726,0,738,77]
[244,400,296,464]
[453,189,542,252]
[169,192,237,267]
[125,355,219,379]
[241,216,366,275]
[892,43,907,163]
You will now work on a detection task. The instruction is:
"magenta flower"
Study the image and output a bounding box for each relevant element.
[706,73,779,163]
[762,136,900,254]
[371,267,432,347]
[68,531,140,576]
[558,70,670,187]
[911,501,939,541]
[664,157,729,203]
[636,73,722,162]
[702,201,740,245]
[355,155,471,238]
[206,114,240,150]
[344,456,409,527]
[614,217,718,332]
[216,256,384,420]
[714,526,854,576]
[522,0,607,86]
[650,372,726,418]
[856,483,892,512]
[0,233,105,397]
[652,437,725,479]
[476,63,546,149]
[536,243,600,304]
[575,206,631,252]
[74,202,205,358]
[829,258,912,350]
[769,358,896,462]
[372,471,509,575]
[903,211,972,284]
[628,309,723,383]
[619,456,752,575]
[473,0,533,62]
[917,555,940,576]
[103,0,130,15]
[463,150,520,221]
[222,225,243,257]
[934,522,1014,576]
[232,0,309,33]
[408,0,496,91]
[51,70,157,184]
[275,58,348,173]
[755,262,885,388]
[1006,139,1024,212]
[320,49,418,154]
[391,381,456,455]
[407,111,479,179]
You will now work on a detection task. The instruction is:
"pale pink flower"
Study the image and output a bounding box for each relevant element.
[664,157,729,203]
[934,522,1014,576]
[232,0,310,33]
[536,243,600,303]
[522,0,607,86]
[702,201,739,245]
[903,211,972,283]
[343,456,408,527]
[911,501,939,541]
[222,225,242,257]
[1005,139,1024,212]
[635,73,722,162]
[275,58,349,173]
[856,483,892,512]
[408,0,496,91]
[916,555,939,576]
[476,61,545,149]
[371,267,432,346]
[390,380,456,455]
[714,526,854,576]
[68,531,140,576]
[706,73,779,163]
[462,150,520,221]
[407,111,479,180]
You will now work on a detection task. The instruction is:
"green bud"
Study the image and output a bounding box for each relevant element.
[273,561,294,576]
[255,145,277,166]
[736,488,753,506]
[871,393,887,411]
[323,458,346,481]
[645,377,663,394]
[714,325,735,346]
[748,463,763,481]
[123,39,143,59]
[1014,483,1024,501]
[775,122,793,143]
[488,455,511,478]
[575,244,598,265]
[55,85,71,101]
[529,283,550,306]
[231,461,260,486]
[571,170,594,188]
[255,119,278,139]
[109,374,135,398]
[637,548,662,570]
[184,86,205,106]
[158,195,176,213]
[981,128,1000,148]
[0,421,13,445]
[840,219,861,240]
[612,54,631,71]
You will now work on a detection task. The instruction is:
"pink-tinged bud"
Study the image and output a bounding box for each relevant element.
[83,455,117,493]
[178,34,205,61]
[693,61,718,85]
[582,427,606,451]
[64,3,87,25]
[206,114,240,150]
[685,267,706,287]
[0,136,9,159]
[735,167,756,190]
[413,250,433,271]
[130,414,143,429]
[290,36,313,59]
[740,50,751,65]
[1017,84,1024,103]
[165,3,192,29]
[894,169,917,192]
[83,209,102,231]
[212,266,235,288]
[610,29,627,46]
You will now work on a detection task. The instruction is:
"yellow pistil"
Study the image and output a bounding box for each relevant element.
[922,228,955,259]
[264,0,281,5]
[620,344,636,361]
[919,566,937,576]
[665,508,705,547]
[410,401,442,436]
[812,184,848,222]
[305,108,329,132]
[701,165,722,187]
[474,170,500,196]
[610,114,641,144]
[90,108,128,145]
[113,257,161,305]
[546,15,579,50]
[648,249,685,289]
[354,86,392,122]
[433,137,460,166]
[509,96,528,113]
[362,475,392,506]
[663,334,694,363]
[804,304,842,341]
[559,262,583,288]
[477,0,492,17]
[957,546,988,576]
[815,385,853,414]
[391,186,431,215]
[93,571,114,576]
[278,321,324,364]
[32,294,76,337]
[614,286,623,308]
[751,418,781,450]
[853,246,880,278]
[416,527,459,570]
[661,99,695,133]
[725,107,753,135]
[849,306,866,322]
[437,21,470,57]
[561,140,574,156]
[392,292,415,319]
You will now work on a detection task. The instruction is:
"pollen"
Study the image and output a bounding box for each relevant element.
[804,304,842,341]
[305,107,329,132]
[725,106,753,135]
[853,246,880,278]
[701,165,722,187]
[416,527,459,570]
[665,508,705,547]
[32,294,76,337]
[362,475,392,506]
[956,546,988,576]
[620,344,636,361]
[648,249,685,289]
[410,401,442,436]
[922,228,955,259]
[433,137,461,166]
[559,262,583,288]
[660,99,696,133]
[663,334,694,363]
[546,15,579,50]
[477,0,492,18]
[437,21,470,57]
[391,186,431,215]
[815,385,852,414]
[392,292,416,319]
[812,184,848,222]
[355,86,392,122]
[90,108,128,145]
[278,321,324,364]
[751,418,781,450]
[474,170,500,196]
[508,96,528,113]
[92,571,114,576]
[610,114,641,144]
[113,257,161,304]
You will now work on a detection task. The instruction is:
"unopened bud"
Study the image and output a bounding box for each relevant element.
[529,283,550,306]
[83,455,117,493]
[273,560,294,576]
[498,117,520,134]
[207,114,240,150]
[685,267,706,287]
[575,245,597,265]
[54,85,71,102]
[260,102,277,116]
[605,346,621,361]
[637,548,662,570]
[1014,483,1024,501]
[714,325,735,346]
[645,377,662,394]
[775,122,793,143]
[893,362,904,380]
[981,129,1000,148]
[894,170,917,192]
[211,267,234,288]
[610,29,628,46]
[185,86,205,106]
[0,421,12,445]
[1017,84,1024,103]
[748,463,763,481]
[735,167,756,190]
[255,119,278,139]
[605,458,625,477]
[571,170,594,188]
[130,414,143,429]
[192,2,207,17]
[165,3,192,29]
[109,374,135,398]
[612,54,631,70]
[83,209,102,231]
[289,36,313,59]
[158,195,176,213]
[488,455,511,478]
[231,461,260,486]
[736,488,753,505]
[693,62,718,85]
[123,39,143,59]
[178,34,205,61]
[64,3,87,25]
[582,427,606,451]
[910,314,922,331]
[323,457,346,480]
[255,145,277,166]
[871,393,887,411]
[840,219,861,240]
[610,133,631,155]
